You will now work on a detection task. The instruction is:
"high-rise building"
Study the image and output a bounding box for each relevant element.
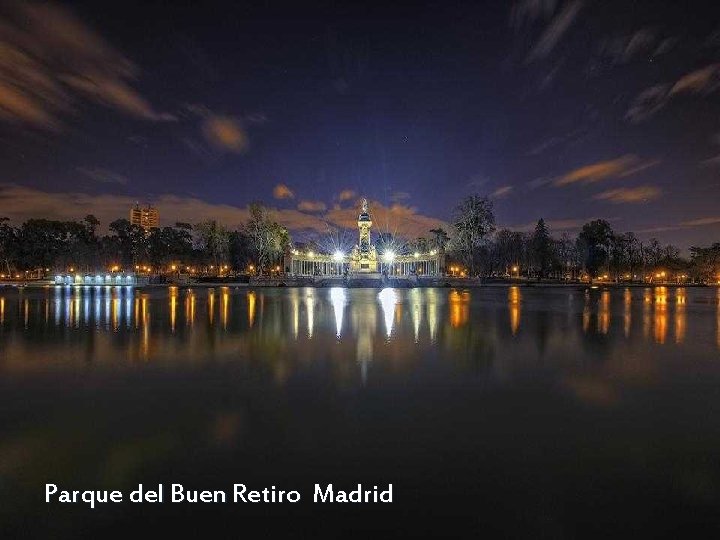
[130,203,159,230]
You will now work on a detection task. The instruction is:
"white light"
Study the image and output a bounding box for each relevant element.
[383,250,395,263]
[329,287,346,337]
[333,250,344,262]
[378,288,397,337]
[414,252,420,258]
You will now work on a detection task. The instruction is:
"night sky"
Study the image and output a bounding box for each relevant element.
[1,0,719,246]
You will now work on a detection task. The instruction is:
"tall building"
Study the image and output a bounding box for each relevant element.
[130,203,159,230]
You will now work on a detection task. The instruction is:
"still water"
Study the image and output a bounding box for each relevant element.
[1,285,720,537]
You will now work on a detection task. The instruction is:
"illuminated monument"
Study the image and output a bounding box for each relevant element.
[350,199,379,274]
[286,198,443,280]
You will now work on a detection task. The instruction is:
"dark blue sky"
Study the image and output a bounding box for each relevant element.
[1,0,719,246]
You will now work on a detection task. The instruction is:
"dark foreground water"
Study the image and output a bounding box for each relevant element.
[1,285,720,538]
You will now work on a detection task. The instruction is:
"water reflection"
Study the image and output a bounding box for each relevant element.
[509,286,521,335]
[0,286,718,379]
[378,288,397,338]
[330,287,346,338]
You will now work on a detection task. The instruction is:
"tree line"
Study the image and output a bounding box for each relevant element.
[0,204,289,276]
[1,194,718,282]
[445,194,720,282]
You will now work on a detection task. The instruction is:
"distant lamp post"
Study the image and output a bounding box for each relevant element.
[512,265,519,278]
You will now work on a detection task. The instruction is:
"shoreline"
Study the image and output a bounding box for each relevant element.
[0,279,716,290]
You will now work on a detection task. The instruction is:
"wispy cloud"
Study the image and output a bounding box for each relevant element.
[526,1,584,62]
[390,191,411,202]
[273,184,294,200]
[554,155,657,186]
[625,84,672,123]
[76,167,128,185]
[670,63,720,95]
[0,2,173,129]
[593,186,662,203]
[336,189,356,202]
[598,28,658,65]
[627,63,720,122]
[491,186,514,198]
[0,184,446,239]
[680,216,720,227]
[297,200,327,212]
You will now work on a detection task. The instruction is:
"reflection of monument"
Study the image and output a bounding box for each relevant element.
[350,198,378,274]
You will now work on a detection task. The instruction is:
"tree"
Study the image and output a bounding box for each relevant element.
[429,228,450,251]
[0,217,16,274]
[194,220,230,269]
[576,220,613,278]
[451,195,496,276]
[244,204,289,273]
[689,243,720,282]
[530,218,553,279]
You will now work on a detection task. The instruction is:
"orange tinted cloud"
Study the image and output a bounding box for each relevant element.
[273,184,294,200]
[593,186,662,203]
[324,200,448,239]
[0,185,446,239]
[555,155,656,186]
[202,115,247,152]
[297,200,327,212]
[0,184,328,233]
[670,63,720,95]
[0,2,173,129]
[336,189,356,202]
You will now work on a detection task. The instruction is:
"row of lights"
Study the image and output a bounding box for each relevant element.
[292,248,437,262]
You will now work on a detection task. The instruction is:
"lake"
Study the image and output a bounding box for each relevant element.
[1,285,720,537]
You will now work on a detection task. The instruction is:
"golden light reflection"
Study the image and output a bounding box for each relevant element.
[134,297,140,329]
[0,297,4,325]
[643,288,652,339]
[185,291,195,327]
[654,287,668,344]
[675,288,686,344]
[208,289,215,325]
[449,290,470,328]
[248,291,256,329]
[222,287,229,330]
[378,288,397,338]
[112,296,120,331]
[141,295,149,360]
[623,288,632,337]
[170,294,177,332]
[598,290,610,334]
[509,286,521,335]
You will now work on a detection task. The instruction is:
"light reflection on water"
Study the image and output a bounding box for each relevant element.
[0,285,719,379]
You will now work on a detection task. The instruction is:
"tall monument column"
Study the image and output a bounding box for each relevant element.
[350,198,378,273]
